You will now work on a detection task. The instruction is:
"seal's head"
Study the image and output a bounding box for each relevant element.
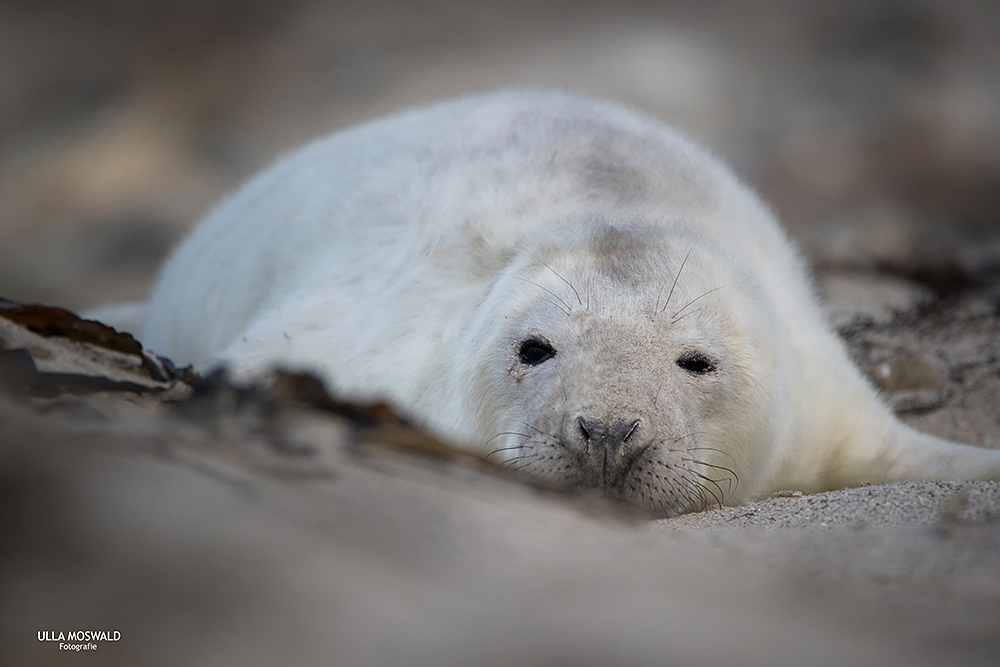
[463,220,789,517]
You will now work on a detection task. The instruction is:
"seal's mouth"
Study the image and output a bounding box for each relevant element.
[569,437,656,495]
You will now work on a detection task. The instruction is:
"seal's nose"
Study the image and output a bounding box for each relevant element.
[573,415,643,487]
[577,416,640,450]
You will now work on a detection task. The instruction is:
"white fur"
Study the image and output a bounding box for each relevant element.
[142,90,1000,515]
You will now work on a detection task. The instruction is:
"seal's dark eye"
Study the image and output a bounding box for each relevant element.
[676,351,715,375]
[519,339,556,366]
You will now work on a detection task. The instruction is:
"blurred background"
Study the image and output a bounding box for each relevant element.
[2,0,1000,311]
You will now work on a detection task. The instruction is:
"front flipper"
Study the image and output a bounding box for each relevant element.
[880,425,1000,482]
[825,422,1000,491]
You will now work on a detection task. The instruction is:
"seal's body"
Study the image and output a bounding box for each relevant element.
[142,90,1000,516]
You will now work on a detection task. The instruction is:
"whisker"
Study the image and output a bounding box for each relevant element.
[513,420,552,438]
[484,431,529,446]
[484,441,530,461]
[527,251,583,307]
[673,469,712,510]
[514,276,573,316]
[510,452,548,473]
[686,447,739,465]
[670,283,739,321]
[679,465,727,507]
[504,454,534,469]
[653,458,699,513]
[662,480,688,516]
[541,298,572,316]
[657,241,697,314]
[670,310,698,325]
[483,431,529,457]
[668,431,707,444]
[681,457,739,492]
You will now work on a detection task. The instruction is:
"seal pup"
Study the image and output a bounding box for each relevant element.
[139,90,1000,517]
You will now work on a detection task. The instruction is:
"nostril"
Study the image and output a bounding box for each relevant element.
[623,419,640,442]
[577,417,591,441]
